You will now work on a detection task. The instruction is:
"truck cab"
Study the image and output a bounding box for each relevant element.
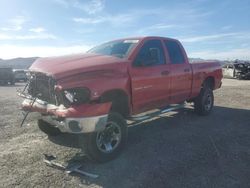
[128,37,194,113]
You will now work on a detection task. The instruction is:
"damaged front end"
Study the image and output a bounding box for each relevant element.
[18,72,111,133]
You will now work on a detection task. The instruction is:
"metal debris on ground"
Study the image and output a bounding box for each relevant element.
[43,154,99,179]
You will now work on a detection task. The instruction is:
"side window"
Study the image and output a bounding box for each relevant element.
[134,40,166,67]
[164,40,185,64]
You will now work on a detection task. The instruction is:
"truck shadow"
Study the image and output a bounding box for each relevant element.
[48,106,250,187]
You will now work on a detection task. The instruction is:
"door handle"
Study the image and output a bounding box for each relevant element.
[184,68,190,72]
[161,70,170,76]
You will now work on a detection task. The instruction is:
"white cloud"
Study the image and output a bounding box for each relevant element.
[73,17,104,24]
[189,48,250,60]
[0,17,56,41]
[150,24,178,30]
[0,44,91,59]
[72,5,213,30]
[73,14,134,27]
[0,34,11,40]
[179,32,250,43]
[53,0,69,7]
[180,33,240,43]
[136,23,180,35]
[1,16,27,31]
[54,0,105,14]
[29,27,46,33]
[74,0,105,14]
[0,32,57,40]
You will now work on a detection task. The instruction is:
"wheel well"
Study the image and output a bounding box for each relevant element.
[100,89,130,118]
[202,77,215,90]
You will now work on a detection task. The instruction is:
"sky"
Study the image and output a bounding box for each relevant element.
[0,0,249,60]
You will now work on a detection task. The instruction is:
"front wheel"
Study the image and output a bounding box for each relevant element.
[78,112,127,163]
[194,88,214,116]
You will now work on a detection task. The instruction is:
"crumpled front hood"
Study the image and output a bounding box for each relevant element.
[29,53,128,79]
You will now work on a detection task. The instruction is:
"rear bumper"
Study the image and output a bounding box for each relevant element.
[19,94,111,134]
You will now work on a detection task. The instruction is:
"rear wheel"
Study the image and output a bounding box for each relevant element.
[38,119,61,136]
[194,87,214,116]
[78,112,127,162]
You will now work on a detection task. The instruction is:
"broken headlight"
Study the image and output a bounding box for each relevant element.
[63,88,90,104]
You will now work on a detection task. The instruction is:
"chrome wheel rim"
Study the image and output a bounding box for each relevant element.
[96,121,122,153]
[204,93,212,111]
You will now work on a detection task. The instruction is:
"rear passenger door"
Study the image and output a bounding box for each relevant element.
[164,40,192,103]
[130,39,171,113]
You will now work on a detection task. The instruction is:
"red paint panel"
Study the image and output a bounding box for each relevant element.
[169,63,192,103]
[130,65,171,113]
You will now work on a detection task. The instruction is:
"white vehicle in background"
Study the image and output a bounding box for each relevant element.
[222,60,250,80]
[13,69,28,82]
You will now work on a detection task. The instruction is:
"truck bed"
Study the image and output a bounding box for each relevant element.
[190,61,222,98]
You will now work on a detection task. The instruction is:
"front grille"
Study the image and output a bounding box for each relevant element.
[28,72,57,104]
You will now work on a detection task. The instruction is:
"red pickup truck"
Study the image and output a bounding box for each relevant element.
[19,36,222,162]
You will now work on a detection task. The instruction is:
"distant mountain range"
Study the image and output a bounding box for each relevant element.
[0,57,38,69]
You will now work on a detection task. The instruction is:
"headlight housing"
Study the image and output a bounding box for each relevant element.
[63,88,90,105]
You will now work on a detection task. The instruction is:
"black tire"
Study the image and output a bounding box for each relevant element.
[78,112,127,163]
[38,119,61,136]
[194,88,214,116]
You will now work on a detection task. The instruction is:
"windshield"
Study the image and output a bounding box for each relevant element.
[87,39,139,58]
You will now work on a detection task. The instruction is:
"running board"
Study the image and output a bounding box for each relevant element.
[128,103,185,122]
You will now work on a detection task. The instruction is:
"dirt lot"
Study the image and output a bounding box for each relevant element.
[0,79,250,188]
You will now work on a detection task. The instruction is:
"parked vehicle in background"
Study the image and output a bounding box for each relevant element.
[0,68,15,85]
[19,36,223,162]
[13,69,28,82]
[223,60,250,79]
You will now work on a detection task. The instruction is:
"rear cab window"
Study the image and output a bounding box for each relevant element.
[164,40,185,64]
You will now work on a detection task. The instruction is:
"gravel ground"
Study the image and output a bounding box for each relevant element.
[0,79,250,188]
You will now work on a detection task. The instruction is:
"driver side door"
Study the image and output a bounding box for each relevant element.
[129,39,171,114]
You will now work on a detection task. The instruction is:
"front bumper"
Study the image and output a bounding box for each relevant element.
[19,94,111,134]
[41,114,108,133]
